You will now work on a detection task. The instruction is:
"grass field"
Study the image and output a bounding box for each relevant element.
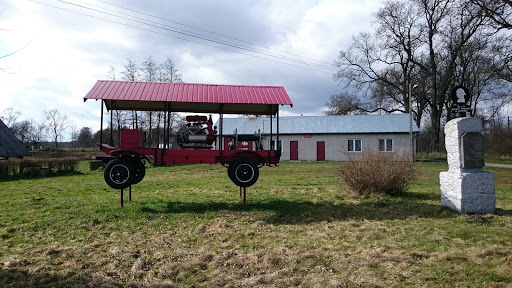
[1,161,511,287]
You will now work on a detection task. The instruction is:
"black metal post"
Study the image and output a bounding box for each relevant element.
[99,100,104,151]
[163,102,167,149]
[239,186,246,204]
[110,108,113,146]
[219,104,224,156]
[167,103,171,149]
[277,107,280,149]
[270,113,273,150]
[276,107,280,162]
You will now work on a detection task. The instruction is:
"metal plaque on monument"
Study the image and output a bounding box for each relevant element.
[461,132,484,169]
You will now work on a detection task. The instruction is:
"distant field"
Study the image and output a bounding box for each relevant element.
[1,161,511,287]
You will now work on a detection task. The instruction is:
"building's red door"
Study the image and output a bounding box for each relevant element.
[317,141,325,161]
[290,141,298,160]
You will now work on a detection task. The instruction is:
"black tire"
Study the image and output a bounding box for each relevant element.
[228,159,259,187]
[131,159,146,185]
[227,164,236,183]
[104,158,135,189]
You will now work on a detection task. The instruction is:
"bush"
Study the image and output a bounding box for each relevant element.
[0,158,79,179]
[339,152,416,197]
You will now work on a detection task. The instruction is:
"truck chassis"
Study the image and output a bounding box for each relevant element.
[84,80,292,199]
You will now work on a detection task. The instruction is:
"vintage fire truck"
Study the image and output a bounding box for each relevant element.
[84,80,293,194]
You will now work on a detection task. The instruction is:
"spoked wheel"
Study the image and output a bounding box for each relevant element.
[228,159,259,187]
[104,158,135,189]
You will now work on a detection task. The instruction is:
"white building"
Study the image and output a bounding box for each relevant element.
[218,114,420,161]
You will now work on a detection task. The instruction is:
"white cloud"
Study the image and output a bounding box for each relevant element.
[1,0,384,141]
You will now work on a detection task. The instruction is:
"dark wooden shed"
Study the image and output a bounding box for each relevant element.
[0,119,30,159]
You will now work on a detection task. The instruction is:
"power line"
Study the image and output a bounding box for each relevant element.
[27,0,337,74]
[94,0,333,67]
[30,0,333,74]
[55,0,335,71]
[0,38,34,59]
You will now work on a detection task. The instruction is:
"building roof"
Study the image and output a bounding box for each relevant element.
[218,114,420,135]
[0,119,30,158]
[84,80,293,115]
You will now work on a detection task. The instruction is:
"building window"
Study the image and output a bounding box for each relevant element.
[379,139,393,152]
[348,139,362,152]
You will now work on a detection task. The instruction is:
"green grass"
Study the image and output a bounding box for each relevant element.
[1,161,511,287]
[485,156,512,165]
[417,153,512,166]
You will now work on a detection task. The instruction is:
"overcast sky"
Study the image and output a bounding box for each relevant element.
[1,0,383,140]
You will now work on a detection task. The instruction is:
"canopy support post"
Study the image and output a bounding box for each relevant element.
[110,108,114,146]
[169,104,172,149]
[276,107,280,163]
[270,107,273,162]
[219,104,224,157]
[163,102,167,149]
[99,100,104,151]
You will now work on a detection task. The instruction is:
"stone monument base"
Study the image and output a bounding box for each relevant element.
[440,171,495,214]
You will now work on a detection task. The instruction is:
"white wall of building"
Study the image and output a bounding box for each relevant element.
[261,133,414,161]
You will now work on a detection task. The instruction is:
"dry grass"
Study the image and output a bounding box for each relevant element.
[1,161,511,287]
[339,152,416,197]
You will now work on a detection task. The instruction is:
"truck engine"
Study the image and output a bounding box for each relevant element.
[176,115,217,148]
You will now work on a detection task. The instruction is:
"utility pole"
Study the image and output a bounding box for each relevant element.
[409,83,418,162]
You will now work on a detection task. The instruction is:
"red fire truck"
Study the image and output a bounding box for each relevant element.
[84,80,293,193]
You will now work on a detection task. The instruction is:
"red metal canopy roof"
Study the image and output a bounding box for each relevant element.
[84,80,293,115]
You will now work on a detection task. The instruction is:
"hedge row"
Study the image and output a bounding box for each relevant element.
[0,158,79,178]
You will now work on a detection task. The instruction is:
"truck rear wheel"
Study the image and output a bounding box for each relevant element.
[130,159,146,185]
[104,158,135,189]
[228,159,259,187]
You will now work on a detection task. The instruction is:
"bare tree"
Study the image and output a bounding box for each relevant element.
[160,58,183,148]
[324,92,363,115]
[121,58,139,81]
[141,56,158,82]
[12,120,32,142]
[453,32,512,119]
[161,58,183,83]
[109,57,185,148]
[43,109,70,150]
[140,56,159,146]
[470,0,512,30]
[333,1,425,117]
[28,121,46,148]
[333,0,497,152]
[121,58,140,129]
[107,66,117,81]
[0,107,21,128]
[106,65,126,146]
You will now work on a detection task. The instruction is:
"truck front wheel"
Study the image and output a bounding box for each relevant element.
[228,159,259,187]
[104,158,135,189]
